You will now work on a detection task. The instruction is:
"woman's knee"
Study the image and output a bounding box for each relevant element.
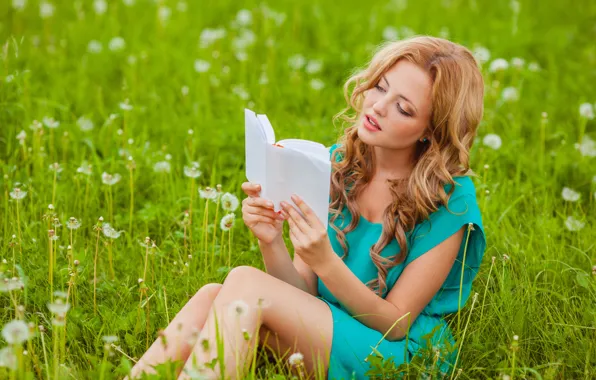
[196,283,223,299]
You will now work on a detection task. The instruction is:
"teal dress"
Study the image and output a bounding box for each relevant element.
[317,144,486,379]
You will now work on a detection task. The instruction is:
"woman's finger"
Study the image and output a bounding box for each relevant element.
[241,182,261,198]
[244,214,278,225]
[243,204,283,220]
[281,202,310,233]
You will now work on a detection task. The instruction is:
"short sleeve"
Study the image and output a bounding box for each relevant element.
[328,143,342,162]
[403,193,486,314]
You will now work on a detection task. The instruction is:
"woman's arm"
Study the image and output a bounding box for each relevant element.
[259,237,317,296]
[315,227,464,341]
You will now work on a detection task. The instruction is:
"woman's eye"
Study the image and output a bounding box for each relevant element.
[374,84,384,92]
[397,104,411,117]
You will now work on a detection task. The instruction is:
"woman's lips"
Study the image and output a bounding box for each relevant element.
[362,115,381,132]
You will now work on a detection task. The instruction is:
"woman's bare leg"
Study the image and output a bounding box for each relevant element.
[178,266,333,380]
[127,283,223,379]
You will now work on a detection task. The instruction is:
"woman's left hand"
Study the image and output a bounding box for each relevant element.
[280,194,335,273]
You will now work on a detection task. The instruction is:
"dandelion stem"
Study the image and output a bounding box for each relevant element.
[16,199,22,263]
[450,293,478,380]
[129,165,134,235]
[108,239,115,280]
[39,328,50,380]
[211,197,220,263]
[52,170,57,205]
[457,224,473,332]
[94,227,100,315]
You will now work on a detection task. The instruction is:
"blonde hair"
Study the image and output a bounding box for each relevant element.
[329,35,485,296]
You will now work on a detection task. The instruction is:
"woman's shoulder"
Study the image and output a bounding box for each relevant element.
[443,175,477,201]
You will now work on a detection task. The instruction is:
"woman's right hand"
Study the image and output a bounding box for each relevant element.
[241,182,285,245]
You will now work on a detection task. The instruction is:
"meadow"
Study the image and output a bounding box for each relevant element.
[1,0,595,378]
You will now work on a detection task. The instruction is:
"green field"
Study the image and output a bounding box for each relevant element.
[1,0,595,378]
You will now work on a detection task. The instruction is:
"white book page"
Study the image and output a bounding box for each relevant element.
[276,138,329,162]
[256,114,275,144]
[244,109,268,186]
[263,144,331,229]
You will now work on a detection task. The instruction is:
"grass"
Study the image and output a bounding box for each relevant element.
[1,0,595,378]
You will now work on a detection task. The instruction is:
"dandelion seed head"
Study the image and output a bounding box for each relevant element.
[562,187,580,202]
[579,103,594,120]
[101,172,122,186]
[16,130,27,143]
[501,87,519,102]
[227,300,249,318]
[43,116,60,129]
[220,213,235,231]
[47,298,70,315]
[194,59,211,73]
[221,193,239,212]
[109,37,126,52]
[184,162,202,178]
[119,98,133,111]
[489,58,509,72]
[0,346,17,370]
[565,216,585,232]
[1,320,30,344]
[483,134,502,150]
[138,278,143,283]
[39,1,55,19]
[9,188,27,200]
[288,352,304,366]
[66,217,81,230]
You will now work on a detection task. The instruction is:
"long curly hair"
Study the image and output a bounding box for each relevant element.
[329,36,485,296]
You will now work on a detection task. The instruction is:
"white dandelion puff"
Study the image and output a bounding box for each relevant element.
[43,116,60,129]
[310,79,325,91]
[119,98,133,111]
[483,134,502,150]
[227,300,249,318]
[12,0,26,11]
[0,346,17,370]
[16,130,27,144]
[235,9,252,26]
[562,187,580,202]
[102,335,119,344]
[199,187,217,200]
[158,6,171,24]
[489,58,509,73]
[93,0,107,15]
[577,135,596,157]
[102,223,121,239]
[76,161,93,175]
[305,59,323,74]
[87,40,103,54]
[194,59,211,73]
[220,213,235,231]
[49,162,62,173]
[47,299,70,315]
[101,172,122,186]
[501,87,519,102]
[382,26,399,41]
[184,162,202,178]
[527,62,541,72]
[153,161,171,173]
[199,28,226,48]
[288,352,304,366]
[66,217,81,230]
[221,193,239,212]
[579,103,594,120]
[2,320,30,344]
[472,46,491,64]
[9,188,27,200]
[77,116,94,131]
[232,85,250,100]
[288,54,306,70]
[565,216,585,232]
[108,37,126,52]
[39,1,55,19]
[510,57,525,69]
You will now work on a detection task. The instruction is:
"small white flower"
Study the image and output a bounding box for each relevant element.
[483,133,502,150]
[39,1,55,19]
[93,0,107,15]
[184,162,202,178]
[310,79,325,91]
[489,58,509,73]
[221,193,239,212]
[77,116,94,131]
[2,320,30,344]
[577,135,596,157]
[0,346,17,370]
[235,9,252,26]
[565,216,585,232]
[158,6,171,24]
[43,116,60,128]
[472,46,491,64]
[382,26,399,41]
[194,59,211,73]
[501,87,519,102]
[288,352,304,366]
[220,213,235,231]
[562,187,580,202]
[12,0,27,11]
[199,187,217,200]
[101,172,122,186]
[87,40,103,54]
[510,57,525,69]
[9,188,27,200]
[227,300,249,318]
[153,161,171,173]
[579,103,594,120]
[16,130,27,144]
[47,299,70,315]
[108,37,126,52]
[288,54,306,70]
[119,98,133,111]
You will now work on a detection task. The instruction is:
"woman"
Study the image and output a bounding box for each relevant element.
[128,35,486,380]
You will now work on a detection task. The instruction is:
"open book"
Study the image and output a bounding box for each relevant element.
[244,108,332,229]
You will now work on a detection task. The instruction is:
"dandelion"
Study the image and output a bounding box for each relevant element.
[119,98,133,111]
[184,162,202,178]
[102,335,119,344]
[76,161,93,175]
[472,46,491,64]
[288,352,304,366]
[510,57,525,69]
[565,216,585,232]
[382,26,399,41]
[9,187,27,200]
[101,172,122,185]
[77,116,94,131]
[489,58,509,72]
[194,59,211,73]
[12,0,26,11]
[49,162,62,173]
[579,103,594,120]
[102,223,121,239]
[0,346,17,370]
[2,320,30,344]
[483,134,502,150]
[87,40,103,54]
[503,254,510,261]
[310,78,325,91]
[39,1,55,19]
[562,187,580,202]
[232,85,250,100]
[153,161,171,173]
[221,193,239,212]
[123,0,135,6]
[232,29,256,51]
[501,87,519,102]
[220,213,235,231]
[176,1,188,12]
[108,36,126,52]
[16,130,27,144]
[227,300,249,318]
[0,277,24,293]
[93,0,107,15]
[158,6,171,23]
[288,54,306,70]
[47,298,70,315]
[235,9,252,26]
[29,120,43,131]
[528,62,541,72]
[66,217,81,230]
[199,28,226,48]
[43,116,60,128]
[259,72,269,85]
[577,135,596,157]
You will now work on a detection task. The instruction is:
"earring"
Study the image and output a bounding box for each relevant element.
[421,137,428,143]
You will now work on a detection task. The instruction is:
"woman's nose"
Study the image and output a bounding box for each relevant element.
[372,99,387,117]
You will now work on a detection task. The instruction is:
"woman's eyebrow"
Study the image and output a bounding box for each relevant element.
[382,75,418,114]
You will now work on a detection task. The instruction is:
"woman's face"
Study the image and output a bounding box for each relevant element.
[358,59,433,150]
